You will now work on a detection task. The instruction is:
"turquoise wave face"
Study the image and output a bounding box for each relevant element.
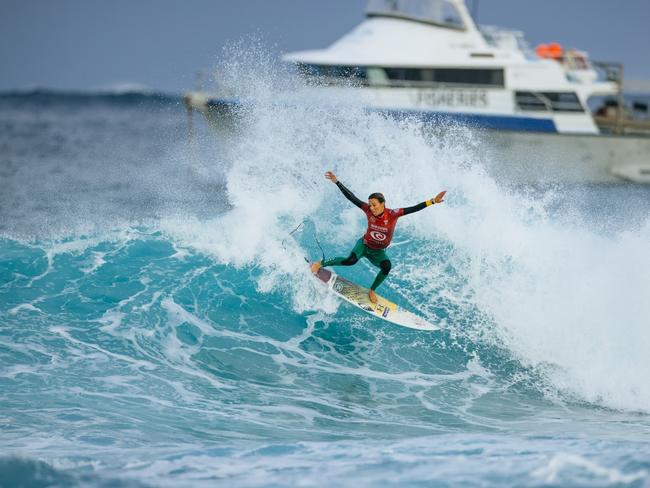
[0,231,518,442]
[2,230,650,487]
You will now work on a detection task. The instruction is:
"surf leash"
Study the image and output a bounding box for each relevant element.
[313,232,326,263]
[281,219,327,263]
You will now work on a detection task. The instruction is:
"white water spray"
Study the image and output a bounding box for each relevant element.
[163,44,650,413]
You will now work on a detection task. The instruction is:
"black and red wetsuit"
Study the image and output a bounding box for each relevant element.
[321,180,435,291]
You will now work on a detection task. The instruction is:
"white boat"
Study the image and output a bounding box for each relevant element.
[185,0,650,184]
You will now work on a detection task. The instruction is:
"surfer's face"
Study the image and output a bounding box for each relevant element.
[368,198,385,216]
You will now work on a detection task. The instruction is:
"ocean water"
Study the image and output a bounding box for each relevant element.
[2,75,650,487]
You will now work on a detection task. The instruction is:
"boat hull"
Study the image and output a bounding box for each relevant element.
[482,130,650,185]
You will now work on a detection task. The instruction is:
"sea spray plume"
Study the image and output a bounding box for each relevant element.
[425,168,650,411]
[166,44,503,339]
[372,116,650,412]
[215,35,300,103]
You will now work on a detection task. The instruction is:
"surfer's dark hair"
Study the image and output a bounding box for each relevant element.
[368,192,385,203]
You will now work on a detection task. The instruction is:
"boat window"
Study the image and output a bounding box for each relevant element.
[434,68,504,86]
[515,92,548,111]
[383,68,424,82]
[545,92,584,111]
[366,0,465,30]
[515,91,584,112]
[296,64,505,88]
[297,64,367,80]
[366,67,390,85]
[383,68,504,87]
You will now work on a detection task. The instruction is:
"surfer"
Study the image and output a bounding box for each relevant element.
[311,171,446,303]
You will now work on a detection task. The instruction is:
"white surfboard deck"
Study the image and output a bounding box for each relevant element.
[314,267,439,331]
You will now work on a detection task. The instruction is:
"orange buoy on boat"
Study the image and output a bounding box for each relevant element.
[535,43,549,58]
[548,42,563,59]
[536,42,563,59]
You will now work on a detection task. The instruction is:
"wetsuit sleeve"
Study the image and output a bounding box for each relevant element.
[401,199,434,216]
[335,181,366,210]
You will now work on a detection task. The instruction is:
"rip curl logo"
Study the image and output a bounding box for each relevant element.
[370,230,387,241]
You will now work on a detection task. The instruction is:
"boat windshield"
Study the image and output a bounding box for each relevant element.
[480,25,535,59]
[366,0,465,29]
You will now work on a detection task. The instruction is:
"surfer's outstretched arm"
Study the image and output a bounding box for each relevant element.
[335,181,365,209]
[401,190,447,215]
[325,171,365,210]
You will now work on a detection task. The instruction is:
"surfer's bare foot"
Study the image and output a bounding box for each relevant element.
[310,262,321,274]
[368,289,378,304]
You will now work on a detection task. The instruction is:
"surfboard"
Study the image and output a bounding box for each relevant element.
[313,267,439,331]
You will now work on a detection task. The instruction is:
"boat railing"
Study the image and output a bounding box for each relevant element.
[592,61,623,84]
[592,61,625,134]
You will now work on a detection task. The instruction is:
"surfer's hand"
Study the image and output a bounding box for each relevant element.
[325,171,338,183]
[433,190,446,204]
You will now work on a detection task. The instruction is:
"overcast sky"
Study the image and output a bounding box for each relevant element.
[1,0,649,93]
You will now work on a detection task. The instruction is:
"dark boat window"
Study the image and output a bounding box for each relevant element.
[515,92,548,111]
[297,64,504,88]
[434,68,503,86]
[297,63,367,80]
[383,68,424,82]
[384,68,504,87]
[516,91,584,112]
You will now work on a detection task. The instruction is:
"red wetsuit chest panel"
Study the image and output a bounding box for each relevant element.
[361,205,404,249]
